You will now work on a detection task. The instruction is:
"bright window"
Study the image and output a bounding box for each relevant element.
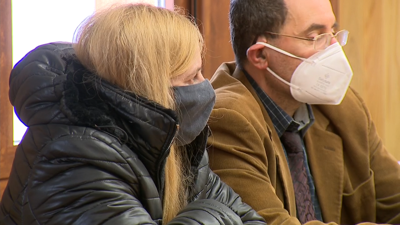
[12,0,168,145]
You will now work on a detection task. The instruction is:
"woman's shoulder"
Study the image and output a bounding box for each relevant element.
[24,124,136,166]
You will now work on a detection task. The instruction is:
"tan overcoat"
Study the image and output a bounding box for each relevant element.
[207,62,400,225]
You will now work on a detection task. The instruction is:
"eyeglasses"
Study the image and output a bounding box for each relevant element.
[265,30,349,51]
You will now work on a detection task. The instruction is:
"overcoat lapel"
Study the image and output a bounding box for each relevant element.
[305,107,344,223]
[232,67,297,216]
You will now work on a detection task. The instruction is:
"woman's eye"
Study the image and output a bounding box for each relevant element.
[185,77,196,85]
[183,70,203,85]
[187,73,199,84]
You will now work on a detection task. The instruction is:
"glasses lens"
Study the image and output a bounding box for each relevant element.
[314,33,331,51]
[336,30,349,46]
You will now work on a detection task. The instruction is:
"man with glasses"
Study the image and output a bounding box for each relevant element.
[207,0,400,224]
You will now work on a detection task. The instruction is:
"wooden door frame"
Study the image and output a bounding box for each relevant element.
[331,0,339,19]
[0,0,15,198]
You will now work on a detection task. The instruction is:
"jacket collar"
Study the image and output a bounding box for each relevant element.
[304,107,344,223]
[230,64,298,215]
[60,54,179,189]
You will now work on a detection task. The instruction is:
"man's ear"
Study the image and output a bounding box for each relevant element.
[246,36,269,70]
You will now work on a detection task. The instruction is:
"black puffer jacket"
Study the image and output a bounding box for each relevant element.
[0,43,266,225]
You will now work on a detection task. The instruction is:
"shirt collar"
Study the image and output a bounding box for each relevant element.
[243,70,314,137]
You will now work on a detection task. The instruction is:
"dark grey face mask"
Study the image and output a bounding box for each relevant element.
[173,80,216,146]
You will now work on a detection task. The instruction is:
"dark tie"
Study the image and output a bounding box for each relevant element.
[281,131,316,223]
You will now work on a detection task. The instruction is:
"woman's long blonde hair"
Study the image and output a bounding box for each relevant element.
[73,3,204,223]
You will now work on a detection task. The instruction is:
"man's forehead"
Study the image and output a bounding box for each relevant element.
[284,0,333,13]
[283,0,336,33]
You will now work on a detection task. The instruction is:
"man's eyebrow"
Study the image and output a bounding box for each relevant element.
[301,22,339,35]
[332,22,339,30]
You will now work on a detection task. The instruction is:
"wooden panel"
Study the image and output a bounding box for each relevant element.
[381,1,400,161]
[95,0,159,10]
[339,0,400,160]
[0,0,14,199]
[330,0,339,18]
[196,0,233,79]
[174,0,191,12]
[174,0,234,79]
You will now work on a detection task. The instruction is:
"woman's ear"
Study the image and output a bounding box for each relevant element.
[246,36,269,70]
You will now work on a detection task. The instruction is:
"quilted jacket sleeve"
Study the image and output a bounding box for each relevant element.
[204,170,267,225]
[16,126,160,225]
[167,199,242,225]
[171,149,266,225]
[167,171,266,225]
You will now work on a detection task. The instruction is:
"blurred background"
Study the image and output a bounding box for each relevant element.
[0,0,399,197]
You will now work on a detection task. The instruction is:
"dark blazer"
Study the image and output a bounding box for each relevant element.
[207,62,400,225]
[0,43,266,225]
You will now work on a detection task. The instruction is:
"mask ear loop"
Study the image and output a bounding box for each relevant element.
[246,42,305,91]
[266,67,301,90]
[255,42,314,63]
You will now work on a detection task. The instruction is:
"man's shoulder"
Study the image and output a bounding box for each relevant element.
[210,62,258,110]
[208,62,269,131]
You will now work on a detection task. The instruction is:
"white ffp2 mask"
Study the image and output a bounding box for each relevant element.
[256,42,353,105]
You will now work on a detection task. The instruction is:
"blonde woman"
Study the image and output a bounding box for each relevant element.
[0,3,265,225]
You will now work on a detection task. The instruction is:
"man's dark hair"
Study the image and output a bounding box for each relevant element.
[230,0,288,68]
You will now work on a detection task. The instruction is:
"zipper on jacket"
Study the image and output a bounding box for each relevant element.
[157,123,179,202]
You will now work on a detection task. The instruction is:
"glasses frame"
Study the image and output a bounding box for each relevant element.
[264,29,349,51]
